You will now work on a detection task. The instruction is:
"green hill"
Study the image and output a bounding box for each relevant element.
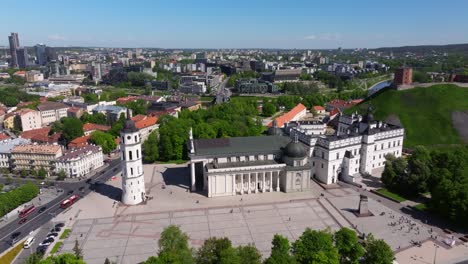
[349,84,468,148]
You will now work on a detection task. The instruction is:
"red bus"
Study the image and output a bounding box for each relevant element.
[19,205,36,218]
[60,194,79,209]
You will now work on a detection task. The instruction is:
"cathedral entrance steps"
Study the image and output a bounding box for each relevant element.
[317,198,354,230]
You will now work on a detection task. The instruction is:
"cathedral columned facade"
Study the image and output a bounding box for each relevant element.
[189,112,404,198]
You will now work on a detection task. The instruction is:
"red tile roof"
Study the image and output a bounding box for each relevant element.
[0,133,10,141]
[131,114,147,123]
[20,127,61,143]
[68,135,91,148]
[268,103,307,128]
[313,106,325,111]
[134,116,158,129]
[83,123,111,133]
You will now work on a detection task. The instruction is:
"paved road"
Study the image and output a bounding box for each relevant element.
[0,159,121,255]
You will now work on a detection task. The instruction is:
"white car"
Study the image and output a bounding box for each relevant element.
[23,237,35,249]
[38,240,52,247]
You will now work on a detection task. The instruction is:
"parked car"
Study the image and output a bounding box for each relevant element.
[51,227,61,233]
[36,245,47,254]
[38,240,51,247]
[47,232,59,238]
[55,223,65,228]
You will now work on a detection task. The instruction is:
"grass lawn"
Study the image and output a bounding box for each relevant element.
[413,203,428,212]
[0,240,23,264]
[375,188,407,202]
[60,228,71,240]
[347,84,468,148]
[50,241,63,254]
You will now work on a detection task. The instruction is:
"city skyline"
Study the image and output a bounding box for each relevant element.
[2,0,468,49]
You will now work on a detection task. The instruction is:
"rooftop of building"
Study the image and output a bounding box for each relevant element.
[20,127,61,143]
[12,144,62,154]
[37,101,68,111]
[132,115,158,129]
[68,135,91,148]
[0,138,31,153]
[83,123,111,132]
[275,69,302,75]
[193,135,291,157]
[0,133,10,141]
[268,103,307,128]
[312,105,325,111]
[92,105,126,114]
[57,145,102,162]
[16,108,38,116]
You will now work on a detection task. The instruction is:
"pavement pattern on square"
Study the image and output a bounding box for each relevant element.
[61,199,341,264]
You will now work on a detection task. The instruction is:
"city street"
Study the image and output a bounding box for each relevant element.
[0,159,121,255]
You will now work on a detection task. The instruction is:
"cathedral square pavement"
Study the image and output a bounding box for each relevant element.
[53,163,467,264]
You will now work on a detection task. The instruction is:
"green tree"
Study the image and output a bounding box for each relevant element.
[73,239,83,259]
[81,112,108,125]
[412,71,430,83]
[406,146,431,194]
[109,114,126,137]
[25,252,42,264]
[362,234,394,264]
[264,234,295,264]
[142,131,159,163]
[62,118,84,143]
[291,228,339,264]
[121,99,148,115]
[37,167,47,179]
[127,72,154,86]
[262,102,276,117]
[196,237,234,264]
[236,245,262,264]
[83,93,99,104]
[152,225,194,264]
[56,170,67,181]
[334,228,364,264]
[90,131,117,154]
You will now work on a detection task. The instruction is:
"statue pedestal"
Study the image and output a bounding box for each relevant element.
[353,195,374,217]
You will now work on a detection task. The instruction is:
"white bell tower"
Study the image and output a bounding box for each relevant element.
[120,109,146,205]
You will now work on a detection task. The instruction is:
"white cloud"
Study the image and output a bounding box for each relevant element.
[48,34,67,41]
[304,33,341,41]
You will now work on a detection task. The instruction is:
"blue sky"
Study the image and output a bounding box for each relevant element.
[2,0,468,49]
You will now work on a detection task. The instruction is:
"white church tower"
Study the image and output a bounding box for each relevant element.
[120,109,146,205]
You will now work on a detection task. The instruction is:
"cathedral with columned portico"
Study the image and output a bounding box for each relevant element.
[188,107,405,198]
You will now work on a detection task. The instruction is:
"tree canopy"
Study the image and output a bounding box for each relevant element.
[90,131,117,154]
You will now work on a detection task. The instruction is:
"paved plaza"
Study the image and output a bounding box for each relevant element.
[328,195,432,250]
[49,163,468,264]
[60,199,340,264]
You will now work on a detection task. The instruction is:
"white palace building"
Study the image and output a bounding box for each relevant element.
[189,110,404,198]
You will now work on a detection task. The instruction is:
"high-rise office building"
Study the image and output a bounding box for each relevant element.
[45,47,57,62]
[16,47,29,68]
[35,44,47,65]
[8,32,20,67]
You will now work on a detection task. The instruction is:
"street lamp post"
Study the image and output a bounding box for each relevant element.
[433,243,439,264]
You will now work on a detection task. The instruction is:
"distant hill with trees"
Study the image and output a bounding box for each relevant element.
[348,84,468,148]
